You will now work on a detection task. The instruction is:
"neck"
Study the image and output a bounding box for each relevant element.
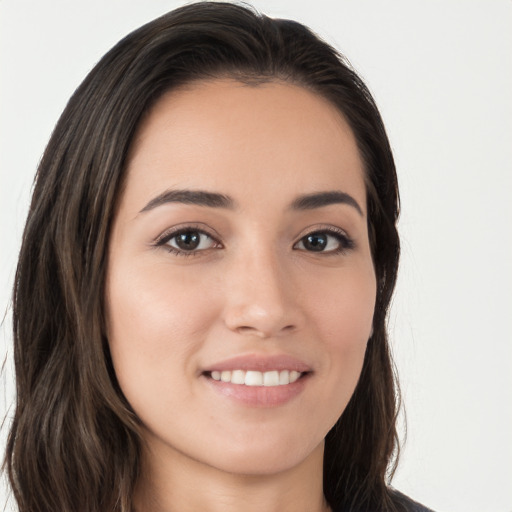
[133,438,331,512]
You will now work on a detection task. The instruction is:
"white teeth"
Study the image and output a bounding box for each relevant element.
[209,369,304,386]
[245,371,263,386]
[263,370,279,386]
[279,370,290,384]
[289,370,300,383]
[231,370,245,385]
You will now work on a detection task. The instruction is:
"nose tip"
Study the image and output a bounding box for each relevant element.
[222,258,302,339]
[227,305,296,338]
[226,303,297,338]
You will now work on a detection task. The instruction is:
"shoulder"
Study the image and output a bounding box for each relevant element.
[389,489,436,512]
[330,489,435,512]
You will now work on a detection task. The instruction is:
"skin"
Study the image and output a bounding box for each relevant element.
[105,79,376,512]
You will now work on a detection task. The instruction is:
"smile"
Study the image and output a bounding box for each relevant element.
[202,354,312,406]
[209,369,303,386]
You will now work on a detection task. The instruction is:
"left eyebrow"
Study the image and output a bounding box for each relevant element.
[139,189,236,213]
[289,191,364,216]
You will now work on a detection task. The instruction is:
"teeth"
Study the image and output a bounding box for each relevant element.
[245,370,263,386]
[263,370,279,387]
[209,369,304,386]
[289,370,300,383]
[231,370,245,385]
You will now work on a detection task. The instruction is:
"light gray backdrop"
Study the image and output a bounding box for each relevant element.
[1,1,511,511]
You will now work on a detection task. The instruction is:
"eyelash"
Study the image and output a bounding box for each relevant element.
[154,225,221,257]
[153,225,355,257]
[295,227,355,255]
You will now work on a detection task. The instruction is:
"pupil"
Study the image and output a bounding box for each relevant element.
[177,231,200,250]
[305,234,327,251]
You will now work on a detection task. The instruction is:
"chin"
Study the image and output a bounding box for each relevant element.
[200,434,325,477]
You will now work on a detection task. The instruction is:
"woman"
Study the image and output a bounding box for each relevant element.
[4,2,433,511]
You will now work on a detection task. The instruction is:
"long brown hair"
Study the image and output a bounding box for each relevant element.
[4,2,401,511]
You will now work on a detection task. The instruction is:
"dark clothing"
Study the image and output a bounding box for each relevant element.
[390,490,435,511]
[332,489,435,512]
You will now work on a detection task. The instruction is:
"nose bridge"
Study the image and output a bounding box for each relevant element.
[223,240,299,337]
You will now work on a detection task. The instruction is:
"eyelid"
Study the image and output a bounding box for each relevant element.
[153,223,222,250]
[293,225,355,253]
[294,223,351,240]
[151,223,354,256]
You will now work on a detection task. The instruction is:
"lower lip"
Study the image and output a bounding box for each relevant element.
[203,374,310,408]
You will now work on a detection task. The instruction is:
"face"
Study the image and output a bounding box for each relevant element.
[105,80,376,476]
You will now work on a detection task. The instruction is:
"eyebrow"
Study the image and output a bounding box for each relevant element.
[139,189,235,213]
[290,191,363,216]
[139,188,363,216]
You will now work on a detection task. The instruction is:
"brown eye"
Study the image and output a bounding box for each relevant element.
[302,233,328,252]
[165,230,217,253]
[173,231,201,250]
[294,230,354,254]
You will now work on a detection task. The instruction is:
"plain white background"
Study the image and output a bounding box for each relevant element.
[1,1,511,511]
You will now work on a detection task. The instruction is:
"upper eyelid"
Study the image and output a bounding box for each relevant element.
[293,225,356,252]
[154,224,221,246]
[294,224,351,241]
[152,223,353,248]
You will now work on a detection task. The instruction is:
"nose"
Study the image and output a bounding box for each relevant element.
[222,247,303,339]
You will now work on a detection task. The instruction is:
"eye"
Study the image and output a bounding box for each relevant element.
[294,229,354,254]
[156,228,220,255]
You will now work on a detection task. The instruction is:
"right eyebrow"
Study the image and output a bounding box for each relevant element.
[290,190,364,216]
[139,189,236,214]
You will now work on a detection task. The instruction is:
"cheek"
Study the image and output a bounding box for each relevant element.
[305,264,375,387]
[104,262,219,397]
[308,266,375,342]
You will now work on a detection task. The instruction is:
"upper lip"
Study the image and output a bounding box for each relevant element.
[202,354,312,373]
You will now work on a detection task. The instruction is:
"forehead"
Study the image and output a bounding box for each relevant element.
[123,79,366,213]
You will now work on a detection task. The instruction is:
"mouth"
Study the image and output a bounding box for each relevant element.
[201,354,312,407]
[204,369,307,387]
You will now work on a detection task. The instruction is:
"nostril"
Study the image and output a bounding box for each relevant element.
[224,300,301,338]
[235,324,296,337]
